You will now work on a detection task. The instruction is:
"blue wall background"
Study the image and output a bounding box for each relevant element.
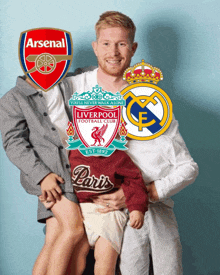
[0,0,219,274]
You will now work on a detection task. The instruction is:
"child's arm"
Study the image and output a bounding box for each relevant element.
[116,153,148,217]
[121,175,148,216]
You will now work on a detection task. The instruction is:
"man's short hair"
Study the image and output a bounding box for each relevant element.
[95,11,136,43]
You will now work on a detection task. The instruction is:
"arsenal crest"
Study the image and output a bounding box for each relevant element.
[121,60,173,140]
[19,28,73,91]
[66,85,127,157]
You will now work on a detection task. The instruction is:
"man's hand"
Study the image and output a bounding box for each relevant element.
[39,173,64,204]
[93,187,126,213]
[129,210,144,229]
[146,181,159,202]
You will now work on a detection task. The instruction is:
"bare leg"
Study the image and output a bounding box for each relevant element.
[66,233,90,275]
[32,217,60,275]
[47,196,84,275]
[94,237,118,275]
[33,195,84,275]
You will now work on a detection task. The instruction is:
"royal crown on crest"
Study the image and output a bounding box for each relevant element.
[123,59,163,85]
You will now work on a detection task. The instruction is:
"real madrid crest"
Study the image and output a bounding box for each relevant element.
[121,60,173,140]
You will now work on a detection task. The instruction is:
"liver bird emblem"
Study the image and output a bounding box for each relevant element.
[91,124,108,146]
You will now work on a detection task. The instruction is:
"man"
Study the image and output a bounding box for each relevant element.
[65,11,198,275]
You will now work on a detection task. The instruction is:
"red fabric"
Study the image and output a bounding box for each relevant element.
[69,150,148,214]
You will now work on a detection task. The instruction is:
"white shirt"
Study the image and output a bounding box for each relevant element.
[66,70,199,207]
[41,86,69,150]
[126,118,199,207]
[67,68,98,94]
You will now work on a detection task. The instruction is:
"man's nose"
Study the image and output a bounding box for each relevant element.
[109,44,119,55]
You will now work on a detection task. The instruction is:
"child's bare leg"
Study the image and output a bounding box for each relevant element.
[66,233,90,275]
[32,217,60,275]
[94,237,118,275]
[35,195,84,275]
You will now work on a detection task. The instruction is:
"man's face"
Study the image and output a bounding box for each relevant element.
[92,27,137,77]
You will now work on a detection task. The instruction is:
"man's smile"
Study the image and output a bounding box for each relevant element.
[106,59,122,65]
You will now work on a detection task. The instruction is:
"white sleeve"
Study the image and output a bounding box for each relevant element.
[126,116,199,201]
[154,117,199,199]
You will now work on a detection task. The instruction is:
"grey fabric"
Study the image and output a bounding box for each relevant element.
[37,192,77,223]
[120,203,183,275]
[0,76,78,222]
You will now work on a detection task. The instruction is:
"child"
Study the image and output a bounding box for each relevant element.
[68,148,148,275]
[0,76,85,275]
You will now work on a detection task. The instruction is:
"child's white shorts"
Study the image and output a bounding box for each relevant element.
[80,203,128,254]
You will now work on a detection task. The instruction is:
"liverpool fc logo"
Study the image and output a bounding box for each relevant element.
[66,85,128,157]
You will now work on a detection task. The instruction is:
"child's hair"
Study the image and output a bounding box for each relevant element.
[95,11,136,43]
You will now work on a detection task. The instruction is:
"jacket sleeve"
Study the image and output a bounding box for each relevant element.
[154,117,199,200]
[116,154,148,214]
[0,92,52,188]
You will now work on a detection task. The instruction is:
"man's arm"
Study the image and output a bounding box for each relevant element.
[93,117,198,210]
[153,117,199,200]
[94,153,148,213]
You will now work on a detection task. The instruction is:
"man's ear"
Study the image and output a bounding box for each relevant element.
[131,42,138,57]
[92,41,98,57]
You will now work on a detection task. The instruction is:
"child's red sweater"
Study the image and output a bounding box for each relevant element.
[69,150,148,214]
